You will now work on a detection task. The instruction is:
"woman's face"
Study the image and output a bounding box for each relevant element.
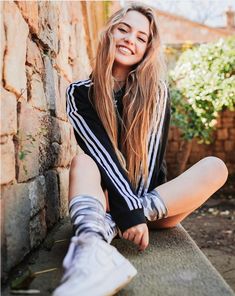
[112,10,150,71]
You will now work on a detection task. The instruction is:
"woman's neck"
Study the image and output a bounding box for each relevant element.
[112,65,130,92]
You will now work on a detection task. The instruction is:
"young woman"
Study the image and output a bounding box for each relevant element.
[53,3,228,296]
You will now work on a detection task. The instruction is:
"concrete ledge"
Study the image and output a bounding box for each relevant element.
[2,219,234,296]
[113,224,235,296]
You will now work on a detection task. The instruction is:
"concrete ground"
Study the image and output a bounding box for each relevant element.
[2,218,234,296]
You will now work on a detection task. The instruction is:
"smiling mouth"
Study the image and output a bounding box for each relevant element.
[117,45,134,55]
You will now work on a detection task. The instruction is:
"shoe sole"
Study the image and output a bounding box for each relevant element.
[95,259,137,296]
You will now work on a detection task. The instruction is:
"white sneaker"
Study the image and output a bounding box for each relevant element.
[53,236,137,296]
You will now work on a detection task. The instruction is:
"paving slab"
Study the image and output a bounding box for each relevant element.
[2,218,234,296]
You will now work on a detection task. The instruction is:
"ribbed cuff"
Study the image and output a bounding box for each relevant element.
[112,208,147,233]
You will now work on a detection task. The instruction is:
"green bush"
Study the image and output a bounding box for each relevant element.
[169,37,235,144]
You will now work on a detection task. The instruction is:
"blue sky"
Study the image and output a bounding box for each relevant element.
[121,0,235,28]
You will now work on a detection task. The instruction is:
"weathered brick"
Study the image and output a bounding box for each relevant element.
[217,129,228,140]
[43,56,57,112]
[28,176,46,218]
[17,102,41,182]
[56,75,69,121]
[0,137,15,185]
[3,2,28,99]
[0,136,8,144]
[15,1,39,34]
[0,1,5,84]
[30,209,47,249]
[54,121,71,167]
[70,128,79,157]
[1,89,17,136]
[70,18,91,80]
[29,72,47,111]
[54,142,71,167]
[57,168,69,218]
[1,198,6,276]
[45,170,60,229]
[2,183,31,271]
[38,1,59,54]
[26,38,43,74]
[55,2,73,82]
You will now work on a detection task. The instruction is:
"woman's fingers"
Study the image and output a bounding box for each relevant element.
[139,228,149,251]
[133,233,142,246]
[128,232,135,241]
[122,231,128,240]
[122,224,149,251]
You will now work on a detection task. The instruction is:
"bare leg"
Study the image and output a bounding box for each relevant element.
[148,157,228,229]
[69,153,106,209]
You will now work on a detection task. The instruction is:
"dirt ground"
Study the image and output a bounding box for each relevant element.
[181,174,235,292]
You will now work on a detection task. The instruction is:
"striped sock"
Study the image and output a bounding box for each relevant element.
[105,213,118,243]
[140,190,168,221]
[69,195,108,242]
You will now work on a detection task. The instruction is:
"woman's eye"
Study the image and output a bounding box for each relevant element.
[138,37,146,43]
[118,28,126,33]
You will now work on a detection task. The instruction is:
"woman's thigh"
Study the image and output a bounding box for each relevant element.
[68,151,106,208]
[148,156,228,229]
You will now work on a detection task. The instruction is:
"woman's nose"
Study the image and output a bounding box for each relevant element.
[124,33,135,44]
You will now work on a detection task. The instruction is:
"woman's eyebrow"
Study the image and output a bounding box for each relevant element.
[119,22,148,37]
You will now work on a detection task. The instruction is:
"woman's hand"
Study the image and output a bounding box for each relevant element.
[122,223,149,251]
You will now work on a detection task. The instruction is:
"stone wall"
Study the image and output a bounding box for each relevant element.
[166,109,235,179]
[1,1,106,276]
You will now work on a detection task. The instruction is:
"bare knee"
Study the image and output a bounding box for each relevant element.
[70,154,101,182]
[201,156,228,187]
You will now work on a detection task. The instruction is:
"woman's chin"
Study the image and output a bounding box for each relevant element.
[114,57,135,68]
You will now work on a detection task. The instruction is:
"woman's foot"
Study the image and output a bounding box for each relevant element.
[53,236,137,296]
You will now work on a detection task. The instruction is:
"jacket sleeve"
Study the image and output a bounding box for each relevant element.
[66,81,146,232]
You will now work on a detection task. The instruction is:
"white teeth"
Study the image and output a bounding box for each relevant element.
[118,46,132,55]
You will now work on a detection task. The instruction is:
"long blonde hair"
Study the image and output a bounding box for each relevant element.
[89,3,167,189]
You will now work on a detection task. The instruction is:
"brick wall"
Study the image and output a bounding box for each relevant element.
[166,109,235,179]
[1,1,106,276]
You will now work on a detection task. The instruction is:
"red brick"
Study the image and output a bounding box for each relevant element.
[228,128,235,140]
[226,153,235,163]
[168,128,173,140]
[222,109,234,118]
[215,117,222,128]
[191,143,201,152]
[224,141,234,152]
[215,152,226,162]
[173,128,181,140]
[214,141,224,152]
[217,129,228,140]
[168,141,179,152]
[222,117,234,128]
